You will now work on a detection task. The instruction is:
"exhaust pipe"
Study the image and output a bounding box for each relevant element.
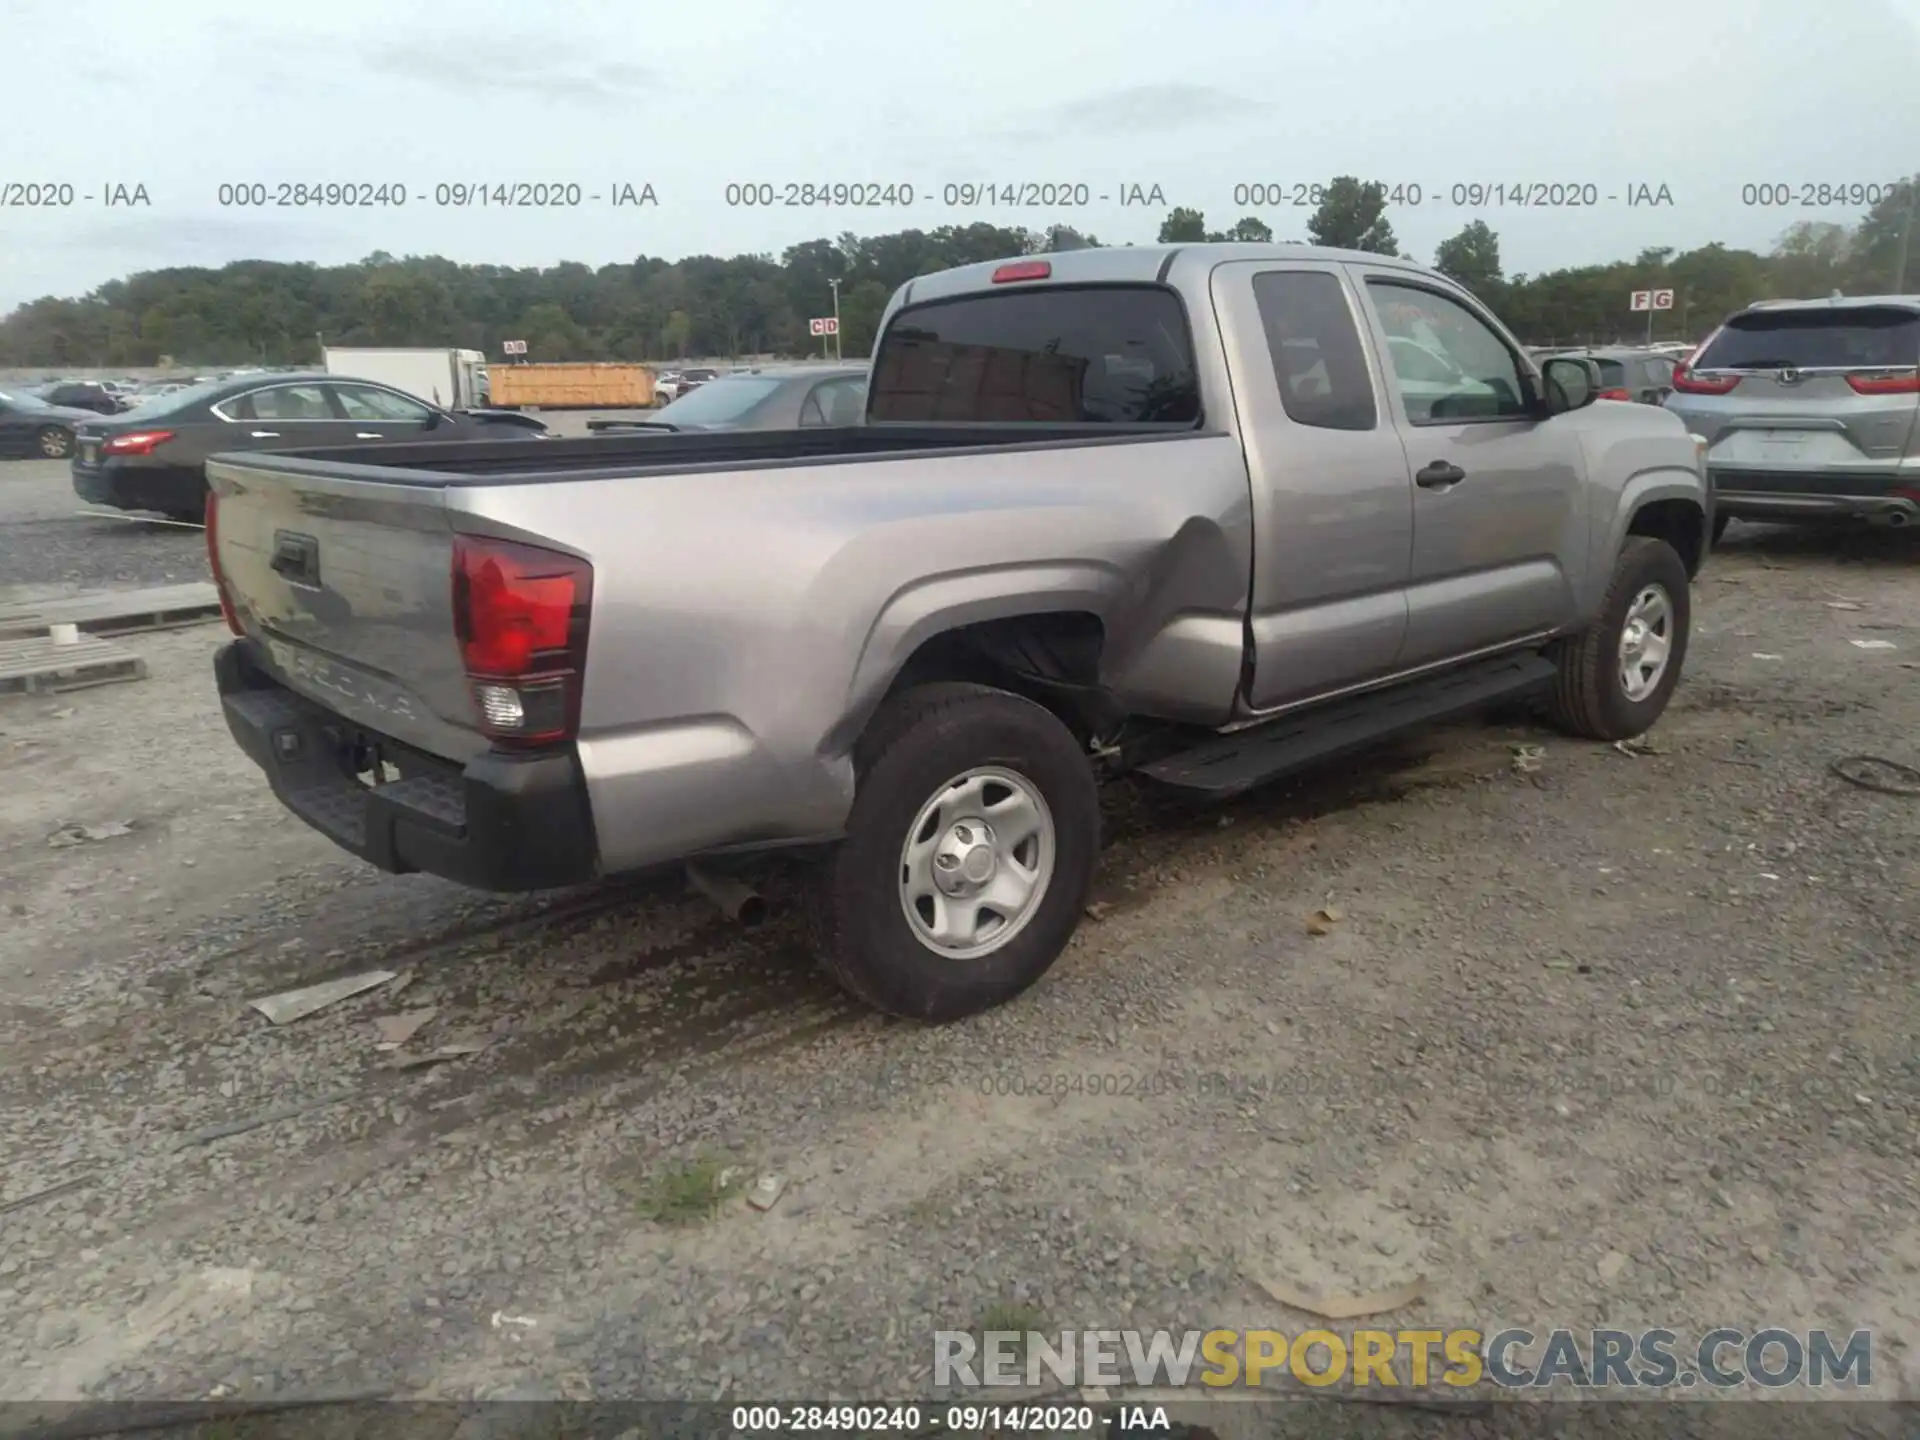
[687,863,767,927]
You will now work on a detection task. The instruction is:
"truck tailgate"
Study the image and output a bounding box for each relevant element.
[209,456,486,763]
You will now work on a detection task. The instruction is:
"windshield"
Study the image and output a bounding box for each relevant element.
[655,375,784,423]
[0,388,54,411]
[1695,307,1920,370]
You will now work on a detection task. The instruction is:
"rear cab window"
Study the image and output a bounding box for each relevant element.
[1250,270,1377,431]
[868,284,1201,424]
[1696,307,1920,371]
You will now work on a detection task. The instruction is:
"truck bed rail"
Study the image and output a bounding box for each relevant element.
[207,422,1209,486]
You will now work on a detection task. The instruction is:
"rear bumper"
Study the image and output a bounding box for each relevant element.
[215,640,599,891]
[1709,466,1919,525]
[72,458,205,514]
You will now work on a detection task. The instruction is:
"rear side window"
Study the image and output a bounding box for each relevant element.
[1252,271,1377,431]
[1696,307,1920,370]
[868,284,1200,424]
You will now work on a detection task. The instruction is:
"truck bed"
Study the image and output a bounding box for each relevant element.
[209,422,1191,485]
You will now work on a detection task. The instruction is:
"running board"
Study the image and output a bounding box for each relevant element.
[1137,651,1558,799]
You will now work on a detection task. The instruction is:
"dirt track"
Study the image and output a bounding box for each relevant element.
[0,499,1916,1407]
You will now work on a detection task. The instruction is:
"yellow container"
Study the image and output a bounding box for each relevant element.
[489,363,655,409]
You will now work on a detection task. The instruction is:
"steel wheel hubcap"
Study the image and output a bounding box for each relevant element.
[1618,584,1674,702]
[899,765,1055,960]
[41,433,63,455]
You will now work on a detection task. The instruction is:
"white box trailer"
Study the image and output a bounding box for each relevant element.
[321,347,487,410]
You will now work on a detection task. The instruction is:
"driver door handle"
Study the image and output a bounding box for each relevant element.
[354,432,381,439]
[1415,461,1466,489]
[250,430,280,438]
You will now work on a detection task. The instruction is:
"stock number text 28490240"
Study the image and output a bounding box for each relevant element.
[1739,181,1903,208]
[724,183,916,207]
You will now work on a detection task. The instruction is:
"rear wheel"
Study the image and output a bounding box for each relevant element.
[162,477,210,525]
[1546,536,1691,741]
[35,426,72,459]
[808,682,1100,1021]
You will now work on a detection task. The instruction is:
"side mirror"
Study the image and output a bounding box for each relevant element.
[1540,356,1600,415]
[421,409,442,430]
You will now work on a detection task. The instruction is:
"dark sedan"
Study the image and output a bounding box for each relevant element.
[71,372,549,521]
[0,386,99,459]
[589,365,868,435]
[37,381,125,415]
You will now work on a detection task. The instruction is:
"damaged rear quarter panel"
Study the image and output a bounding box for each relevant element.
[460,432,1253,867]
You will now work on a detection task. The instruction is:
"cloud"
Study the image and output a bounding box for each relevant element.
[359,42,658,102]
[1004,83,1267,140]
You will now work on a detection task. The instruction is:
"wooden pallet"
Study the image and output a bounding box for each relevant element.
[0,635,148,695]
[0,582,221,640]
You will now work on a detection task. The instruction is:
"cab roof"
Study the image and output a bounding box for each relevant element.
[894,242,1433,308]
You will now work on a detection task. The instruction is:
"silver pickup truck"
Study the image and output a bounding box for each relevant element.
[206,243,1711,1022]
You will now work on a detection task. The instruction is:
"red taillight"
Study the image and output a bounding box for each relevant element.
[1597,388,1633,402]
[203,491,242,636]
[452,536,592,746]
[103,429,174,455]
[1845,372,1920,395]
[991,260,1051,284]
[1671,363,1740,395]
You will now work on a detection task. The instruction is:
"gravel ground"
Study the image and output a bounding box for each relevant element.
[0,460,208,594]
[0,501,1916,1416]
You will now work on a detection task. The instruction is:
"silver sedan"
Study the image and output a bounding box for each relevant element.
[588,365,868,434]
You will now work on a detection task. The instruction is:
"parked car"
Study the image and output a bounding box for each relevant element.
[1537,347,1677,405]
[37,380,124,415]
[655,366,719,404]
[0,386,97,459]
[205,243,1707,1022]
[589,365,868,434]
[70,371,550,521]
[1664,294,1920,539]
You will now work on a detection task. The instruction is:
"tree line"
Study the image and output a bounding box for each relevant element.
[2,175,1913,368]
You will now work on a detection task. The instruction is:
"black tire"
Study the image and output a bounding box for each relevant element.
[162,478,210,525]
[1546,536,1691,741]
[1711,511,1731,546]
[35,426,73,460]
[808,682,1100,1022]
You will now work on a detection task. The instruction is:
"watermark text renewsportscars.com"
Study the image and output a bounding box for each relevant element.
[935,1327,1873,1391]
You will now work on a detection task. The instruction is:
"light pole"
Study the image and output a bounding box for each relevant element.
[829,278,843,361]
[1893,180,1916,292]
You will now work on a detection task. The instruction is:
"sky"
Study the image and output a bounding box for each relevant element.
[3,0,1919,312]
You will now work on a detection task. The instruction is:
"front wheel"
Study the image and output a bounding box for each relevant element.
[36,426,73,459]
[809,682,1100,1021]
[1546,536,1691,741]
